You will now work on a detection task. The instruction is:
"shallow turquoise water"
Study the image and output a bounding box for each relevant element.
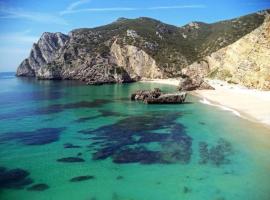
[0,72,270,200]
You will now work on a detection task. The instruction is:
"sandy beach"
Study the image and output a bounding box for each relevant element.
[140,78,180,86]
[142,78,270,128]
[193,79,270,128]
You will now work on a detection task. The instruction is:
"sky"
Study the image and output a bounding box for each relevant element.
[0,0,269,72]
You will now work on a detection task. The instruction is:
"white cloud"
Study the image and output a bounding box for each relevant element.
[0,30,39,44]
[0,4,68,25]
[60,4,206,15]
[62,7,137,14]
[60,0,91,15]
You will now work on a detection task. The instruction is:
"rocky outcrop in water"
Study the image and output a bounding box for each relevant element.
[16,10,268,86]
[131,88,187,104]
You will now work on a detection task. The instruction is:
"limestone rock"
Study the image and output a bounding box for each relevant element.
[145,93,187,104]
[178,75,214,91]
[110,40,163,79]
[206,15,270,90]
[17,32,69,77]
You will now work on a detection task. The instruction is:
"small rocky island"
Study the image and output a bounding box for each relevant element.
[131,88,186,104]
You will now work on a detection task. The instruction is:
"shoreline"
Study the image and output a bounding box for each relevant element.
[141,78,270,129]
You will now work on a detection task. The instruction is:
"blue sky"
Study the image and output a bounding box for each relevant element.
[0,0,269,72]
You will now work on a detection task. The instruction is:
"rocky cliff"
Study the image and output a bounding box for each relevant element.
[184,10,270,90]
[17,10,268,86]
[17,32,69,77]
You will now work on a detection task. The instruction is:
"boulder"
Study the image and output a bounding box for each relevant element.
[178,75,214,91]
[131,88,186,104]
[131,88,161,101]
[145,93,186,104]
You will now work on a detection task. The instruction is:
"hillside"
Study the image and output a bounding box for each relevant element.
[183,10,270,90]
[17,10,268,85]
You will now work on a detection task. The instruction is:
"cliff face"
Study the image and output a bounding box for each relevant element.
[17,32,69,77]
[185,11,270,90]
[110,40,163,79]
[16,10,268,86]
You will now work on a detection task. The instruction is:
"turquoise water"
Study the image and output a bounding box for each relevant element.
[0,72,270,200]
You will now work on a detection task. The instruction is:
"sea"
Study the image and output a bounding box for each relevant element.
[0,72,270,200]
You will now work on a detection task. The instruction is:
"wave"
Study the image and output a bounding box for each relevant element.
[200,98,241,117]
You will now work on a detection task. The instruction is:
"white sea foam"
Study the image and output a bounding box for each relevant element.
[200,98,241,117]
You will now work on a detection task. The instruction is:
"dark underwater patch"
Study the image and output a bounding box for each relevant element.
[116,176,124,180]
[0,167,33,189]
[112,147,161,164]
[183,186,192,194]
[37,99,112,115]
[64,143,81,148]
[0,128,65,145]
[74,109,125,123]
[199,139,233,166]
[75,116,98,123]
[57,157,85,163]
[0,91,63,105]
[27,183,49,191]
[98,110,126,117]
[70,175,95,182]
[80,111,193,165]
[0,99,112,120]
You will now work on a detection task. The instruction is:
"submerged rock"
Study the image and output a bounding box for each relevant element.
[27,183,49,191]
[57,157,85,163]
[70,175,95,182]
[116,176,124,180]
[131,88,187,104]
[183,186,192,194]
[64,143,81,148]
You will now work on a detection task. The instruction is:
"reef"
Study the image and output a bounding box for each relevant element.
[199,139,233,166]
[0,128,65,145]
[0,167,33,189]
[80,111,193,164]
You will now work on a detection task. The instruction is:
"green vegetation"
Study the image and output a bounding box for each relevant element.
[54,10,268,77]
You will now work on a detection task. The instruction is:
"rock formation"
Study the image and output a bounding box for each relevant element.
[17,32,69,77]
[131,88,187,104]
[16,10,269,87]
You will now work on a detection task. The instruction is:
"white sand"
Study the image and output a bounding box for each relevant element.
[140,78,180,86]
[194,79,270,128]
[142,78,270,128]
